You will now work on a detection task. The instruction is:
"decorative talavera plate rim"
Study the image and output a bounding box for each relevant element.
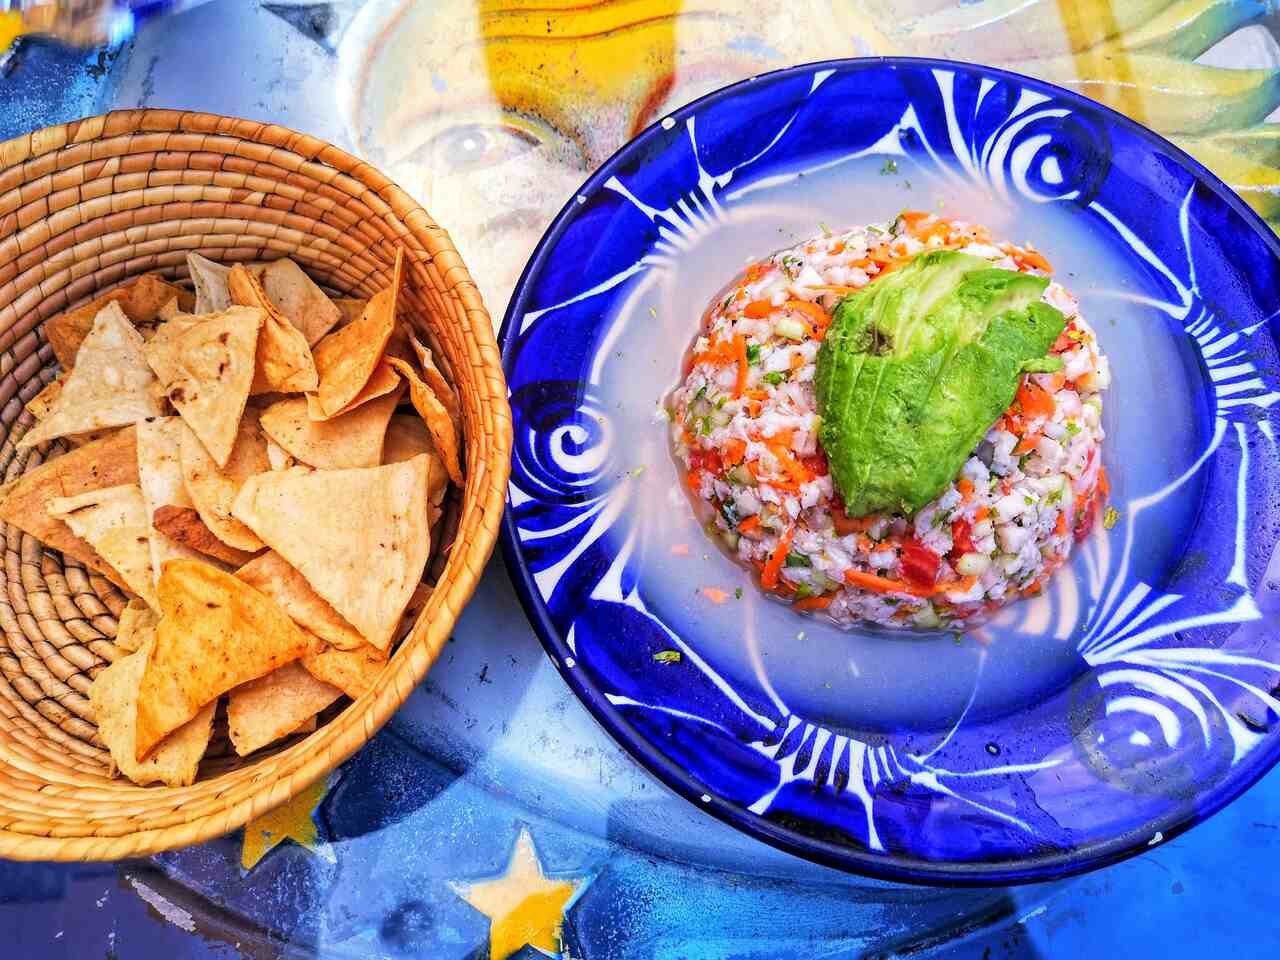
[498,56,1280,885]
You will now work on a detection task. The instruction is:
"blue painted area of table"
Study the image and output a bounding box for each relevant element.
[1,4,1279,956]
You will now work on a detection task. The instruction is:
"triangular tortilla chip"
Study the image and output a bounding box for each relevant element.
[304,359,400,421]
[301,644,385,700]
[114,597,157,653]
[235,551,365,650]
[333,298,367,327]
[157,297,183,322]
[20,303,164,450]
[308,248,403,418]
[232,457,431,651]
[152,505,259,566]
[387,357,463,485]
[90,625,216,787]
[227,264,320,395]
[134,559,316,760]
[187,252,233,314]
[144,307,263,467]
[409,335,460,425]
[25,372,67,420]
[258,258,342,346]
[47,484,157,609]
[46,273,194,367]
[261,387,402,471]
[0,426,138,588]
[383,415,449,505]
[227,659,341,756]
[178,413,268,552]
[136,417,209,581]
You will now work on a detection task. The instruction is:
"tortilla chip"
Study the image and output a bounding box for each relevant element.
[136,417,209,581]
[258,258,342,346]
[47,484,157,610]
[0,426,138,587]
[232,457,431,651]
[308,249,403,419]
[90,626,216,787]
[410,335,460,425]
[305,359,400,421]
[152,505,259,566]
[19,303,165,450]
[264,438,300,471]
[114,597,157,653]
[144,307,263,467]
[235,550,365,650]
[383,415,449,504]
[157,297,183,322]
[178,413,268,552]
[25,373,67,420]
[301,644,384,700]
[227,264,320,395]
[333,298,368,327]
[46,274,195,367]
[187,252,233,314]
[387,357,463,485]
[261,387,402,471]
[227,659,340,756]
[133,559,316,760]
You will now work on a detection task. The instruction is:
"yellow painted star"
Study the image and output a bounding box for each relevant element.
[240,775,333,871]
[451,828,585,960]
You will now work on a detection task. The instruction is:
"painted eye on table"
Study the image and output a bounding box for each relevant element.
[412,122,540,175]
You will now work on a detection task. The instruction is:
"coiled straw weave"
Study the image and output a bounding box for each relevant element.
[0,110,511,860]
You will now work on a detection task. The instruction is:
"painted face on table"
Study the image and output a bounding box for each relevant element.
[337,0,886,322]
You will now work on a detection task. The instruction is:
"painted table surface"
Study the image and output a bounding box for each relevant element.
[2,1,1280,957]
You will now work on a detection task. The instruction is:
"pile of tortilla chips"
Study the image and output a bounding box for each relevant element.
[2,251,458,788]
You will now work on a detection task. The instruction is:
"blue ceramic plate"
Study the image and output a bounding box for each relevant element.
[498,58,1280,884]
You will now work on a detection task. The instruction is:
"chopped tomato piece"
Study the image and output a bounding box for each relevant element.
[793,594,834,611]
[744,299,773,318]
[799,447,828,477]
[831,496,875,535]
[723,438,747,465]
[1016,380,1056,420]
[899,539,941,590]
[951,518,975,556]
[738,515,762,537]
[956,478,974,498]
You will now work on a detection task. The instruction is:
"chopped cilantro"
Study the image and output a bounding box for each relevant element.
[819,221,832,237]
[1065,421,1081,437]
[698,416,712,436]
[1047,487,1064,506]
[746,343,761,365]
[694,384,707,402]
[720,499,741,526]
[734,587,743,600]
[763,371,786,386]
[1024,495,1035,506]
[784,553,811,568]
[880,159,898,175]
[653,650,682,664]
[793,582,813,600]
[1103,506,1121,530]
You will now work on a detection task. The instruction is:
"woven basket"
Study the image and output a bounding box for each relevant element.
[0,110,512,860]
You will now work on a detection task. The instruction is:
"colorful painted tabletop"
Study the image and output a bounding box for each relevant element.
[3,1,1280,956]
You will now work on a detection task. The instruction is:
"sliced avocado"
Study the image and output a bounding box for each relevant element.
[816,254,1065,518]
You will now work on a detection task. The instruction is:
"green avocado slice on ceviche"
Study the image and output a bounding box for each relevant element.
[815,249,1067,518]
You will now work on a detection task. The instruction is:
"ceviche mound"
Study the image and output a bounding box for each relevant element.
[668,211,1112,629]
